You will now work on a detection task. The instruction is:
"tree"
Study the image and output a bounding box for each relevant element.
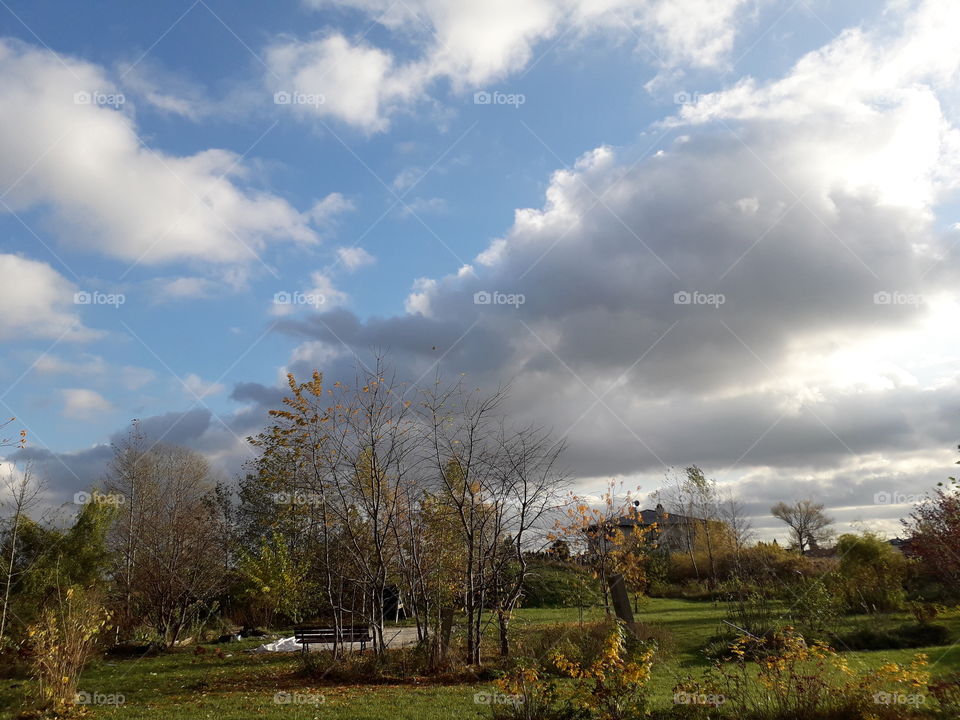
[557,481,652,614]
[903,448,960,596]
[236,533,312,626]
[0,462,43,642]
[834,532,905,612]
[771,499,833,555]
[106,443,227,645]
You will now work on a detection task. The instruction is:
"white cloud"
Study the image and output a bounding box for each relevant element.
[287,0,960,504]
[0,39,318,266]
[671,0,960,208]
[336,246,375,270]
[399,196,448,217]
[308,191,355,225]
[404,276,436,316]
[266,33,423,132]
[306,271,348,307]
[154,276,217,301]
[117,59,214,120]
[0,254,93,341]
[183,373,226,399]
[34,353,107,376]
[61,388,113,419]
[33,352,155,391]
[120,366,157,391]
[271,0,760,130]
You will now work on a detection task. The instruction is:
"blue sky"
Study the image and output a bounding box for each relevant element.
[2,0,959,538]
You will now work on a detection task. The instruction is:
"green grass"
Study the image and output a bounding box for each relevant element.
[5,600,960,718]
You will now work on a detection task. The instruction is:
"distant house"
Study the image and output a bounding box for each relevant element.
[586,503,704,553]
[888,537,916,556]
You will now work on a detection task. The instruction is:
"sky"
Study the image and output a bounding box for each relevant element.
[1,0,959,541]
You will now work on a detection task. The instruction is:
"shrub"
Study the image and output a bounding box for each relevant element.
[788,576,842,638]
[521,560,601,608]
[834,532,906,613]
[300,644,468,682]
[832,622,951,651]
[27,586,109,711]
[491,664,581,720]
[551,621,656,720]
[928,672,960,718]
[723,589,779,640]
[683,628,931,720]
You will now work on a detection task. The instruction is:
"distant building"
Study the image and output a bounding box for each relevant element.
[888,537,916,556]
[586,503,705,553]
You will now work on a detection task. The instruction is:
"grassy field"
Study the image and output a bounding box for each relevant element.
[4,599,960,719]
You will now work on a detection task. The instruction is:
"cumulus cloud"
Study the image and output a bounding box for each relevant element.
[182,373,226,399]
[336,246,375,270]
[32,353,155,391]
[268,0,760,130]
[0,39,317,266]
[61,388,113,419]
[0,254,93,341]
[270,0,960,517]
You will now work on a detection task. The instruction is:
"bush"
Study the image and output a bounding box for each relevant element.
[300,644,469,682]
[788,576,842,638]
[681,628,931,720]
[26,586,109,711]
[494,621,658,720]
[521,560,600,608]
[834,532,906,613]
[928,672,960,718]
[832,622,952,651]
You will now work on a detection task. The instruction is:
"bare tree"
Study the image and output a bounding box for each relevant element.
[103,421,149,639]
[322,359,420,653]
[420,379,507,665]
[771,499,833,554]
[0,462,43,641]
[486,423,567,656]
[720,492,754,564]
[107,443,227,645]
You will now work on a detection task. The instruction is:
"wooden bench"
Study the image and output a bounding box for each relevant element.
[293,625,372,653]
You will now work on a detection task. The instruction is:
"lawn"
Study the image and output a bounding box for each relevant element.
[4,599,960,719]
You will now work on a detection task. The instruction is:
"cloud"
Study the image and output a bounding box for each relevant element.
[336,246,375,270]
[308,192,355,226]
[116,58,215,121]
[398,196,448,217]
[0,254,94,341]
[266,33,422,132]
[182,373,226,399]
[0,39,317,266]
[269,0,760,130]
[153,276,218,301]
[269,0,960,507]
[61,389,113,420]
